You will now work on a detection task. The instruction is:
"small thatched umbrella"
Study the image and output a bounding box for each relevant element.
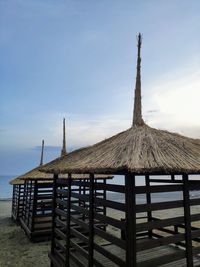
[11,119,112,241]
[40,34,200,267]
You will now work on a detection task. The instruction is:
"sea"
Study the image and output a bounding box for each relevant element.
[0,175,16,200]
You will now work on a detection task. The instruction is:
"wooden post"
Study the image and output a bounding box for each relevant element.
[125,173,137,267]
[66,173,72,267]
[11,185,15,219]
[88,174,94,267]
[17,184,22,220]
[183,174,193,267]
[51,173,58,267]
[27,180,32,227]
[22,181,27,221]
[145,174,152,238]
[103,179,107,217]
[31,180,38,233]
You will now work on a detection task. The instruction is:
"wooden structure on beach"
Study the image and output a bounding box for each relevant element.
[41,34,200,267]
[10,140,55,236]
[11,120,112,242]
[10,178,24,222]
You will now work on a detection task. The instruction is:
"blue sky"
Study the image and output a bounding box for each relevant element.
[1,0,200,174]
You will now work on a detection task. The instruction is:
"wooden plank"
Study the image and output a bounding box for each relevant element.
[136,184,183,194]
[94,212,125,230]
[136,200,184,213]
[145,174,152,238]
[137,216,185,232]
[89,174,94,267]
[137,233,185,251]
[51,174,58,258]
[94,242,126,267]
[94,197,125,211]
[138,249,186,267]
[125,173,136,267]
[66,173,71,267]
[94,183,125,193]
[183,174,193,267]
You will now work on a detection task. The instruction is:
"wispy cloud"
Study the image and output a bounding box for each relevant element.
[47,113,131,148]
[144,61,200,138]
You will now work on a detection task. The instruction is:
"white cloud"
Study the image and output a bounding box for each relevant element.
[48,113,130,148]
[143,62,200,138]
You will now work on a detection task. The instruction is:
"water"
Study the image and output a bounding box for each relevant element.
[0,175,16,200]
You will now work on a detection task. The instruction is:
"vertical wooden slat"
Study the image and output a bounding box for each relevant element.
[183,174,193,267]
[27,180,32,227]
[125,173,137,267]
[17,184,22,220]
[31,180,38,233]
[145,174,152,238]
[12,185,15,218]
[66,173,72,267]
[51,173,58,264]
[103,179,107,217]
[88,174,94,267]
[83,179,86,221]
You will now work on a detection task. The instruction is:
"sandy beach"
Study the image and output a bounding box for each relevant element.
[0,200,50,267]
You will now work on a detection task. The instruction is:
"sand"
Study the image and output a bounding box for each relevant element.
[0,200,50,267]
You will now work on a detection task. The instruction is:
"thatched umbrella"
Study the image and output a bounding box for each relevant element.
[40,35,200,176]
[11,119,112,241]
[40,34,200,267]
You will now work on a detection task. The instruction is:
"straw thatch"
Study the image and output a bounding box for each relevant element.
[39,124,200,175]
[10,178,24,185]
[10,165,112,184]
[40,34,200,175]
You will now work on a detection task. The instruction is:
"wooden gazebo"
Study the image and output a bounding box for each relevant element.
[10,140,55,240]
[41,34,200,267]
[10,177,25,222]
[11,119,112,242]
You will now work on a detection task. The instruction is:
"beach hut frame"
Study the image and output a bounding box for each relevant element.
[48,172,200,267]
[45,35,200,267]
[11,181,24,222]
[18,122,111,242]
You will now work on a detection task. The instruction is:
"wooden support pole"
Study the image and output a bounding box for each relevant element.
[51,173,58,267]
[31,180,38,233]
[88,174,94,267]
[27,180,32,227]
[183,174,193,267]
[145,174,152,238]
[22,181,27,221]
[125,173,137,267]
[11,185,15,219]
[17,184,22,220]
[66,173,72,267]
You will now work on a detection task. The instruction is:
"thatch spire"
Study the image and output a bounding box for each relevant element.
[61,118,67,156]
[132,33,144,126]
[39,140,44,166]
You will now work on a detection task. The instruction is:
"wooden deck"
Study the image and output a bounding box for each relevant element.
[49,240,200,267]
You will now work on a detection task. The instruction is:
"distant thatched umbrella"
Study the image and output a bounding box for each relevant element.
[40,34,200,176]
[10,119,111,182]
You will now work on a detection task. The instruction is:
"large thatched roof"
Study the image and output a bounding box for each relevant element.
[39,34,200,175]
[40,125,200,175]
